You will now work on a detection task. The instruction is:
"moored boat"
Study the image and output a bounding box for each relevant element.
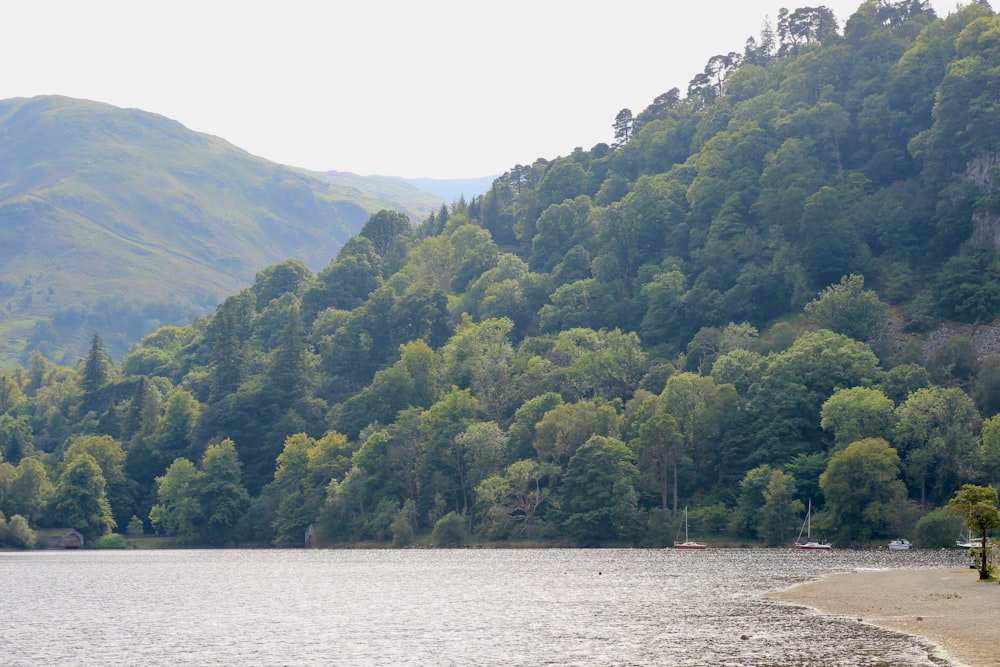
[673,507,706,550]
[794,500,832,551]
[955,529,982,549]
[887,538,911,550]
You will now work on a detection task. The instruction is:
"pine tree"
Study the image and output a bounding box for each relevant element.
[79,333,114,414]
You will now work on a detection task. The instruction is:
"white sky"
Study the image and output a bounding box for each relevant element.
[2,1,926,179]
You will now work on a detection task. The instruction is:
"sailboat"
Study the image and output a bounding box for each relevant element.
[674,507,707,550]
[955,527,982,549]
[794,500,832,551]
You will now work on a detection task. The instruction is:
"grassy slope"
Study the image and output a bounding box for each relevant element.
[0,95,444,361]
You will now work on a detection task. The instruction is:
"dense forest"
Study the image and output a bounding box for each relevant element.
[4,0,1000,549]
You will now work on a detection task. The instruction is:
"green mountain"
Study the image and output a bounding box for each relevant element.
[0,95,444,361]
[5,2,1000,550]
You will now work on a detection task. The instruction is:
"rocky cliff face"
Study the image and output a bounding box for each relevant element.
[967,152,1000,250]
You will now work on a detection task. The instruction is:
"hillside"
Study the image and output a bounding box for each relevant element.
[3,2,1000,551]
[0,96,445,361]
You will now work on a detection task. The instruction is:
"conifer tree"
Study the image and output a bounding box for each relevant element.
[79,333,114,414]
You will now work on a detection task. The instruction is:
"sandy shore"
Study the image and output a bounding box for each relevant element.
[766,566,999,666]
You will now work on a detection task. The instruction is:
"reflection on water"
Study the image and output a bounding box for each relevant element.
[0,548,964,666]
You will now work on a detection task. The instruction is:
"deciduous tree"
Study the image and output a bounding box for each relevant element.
[560,435,641,543]
[820,438,908,543]
[49,453,116,539]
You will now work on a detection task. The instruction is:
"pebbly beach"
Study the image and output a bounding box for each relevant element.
[767,566,1000,667]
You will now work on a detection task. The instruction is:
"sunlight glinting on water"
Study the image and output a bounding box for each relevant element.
[0,548,963,666]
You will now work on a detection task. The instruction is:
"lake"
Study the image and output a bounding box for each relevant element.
[0,547,966,666]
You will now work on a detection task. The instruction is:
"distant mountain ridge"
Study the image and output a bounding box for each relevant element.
[0,95,446,362]
[396,175,497,201]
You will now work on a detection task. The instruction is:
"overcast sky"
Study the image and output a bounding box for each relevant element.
[2,1,935,179]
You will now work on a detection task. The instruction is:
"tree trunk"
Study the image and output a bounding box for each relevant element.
[672,459,679,520]
[979,534,990,580]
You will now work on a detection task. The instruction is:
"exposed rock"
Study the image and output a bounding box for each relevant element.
[921,321,1000,360]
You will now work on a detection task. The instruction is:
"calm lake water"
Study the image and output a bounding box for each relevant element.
[0,547,967,666]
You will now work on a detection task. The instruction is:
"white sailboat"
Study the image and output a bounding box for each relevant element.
[794,500,832,551]
[955,528,982,549]
[674,507,706,550]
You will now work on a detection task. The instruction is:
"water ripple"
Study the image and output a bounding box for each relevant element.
[0,547,966,666]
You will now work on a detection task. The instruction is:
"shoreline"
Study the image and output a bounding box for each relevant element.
[765,566,999,667]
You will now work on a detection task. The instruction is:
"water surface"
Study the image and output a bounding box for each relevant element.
[0,547,965,665]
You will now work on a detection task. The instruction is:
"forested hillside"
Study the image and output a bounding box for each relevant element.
[0,96,443,363]
[3,0,1000,549]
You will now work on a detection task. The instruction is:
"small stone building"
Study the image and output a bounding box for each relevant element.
[42,528,85,549]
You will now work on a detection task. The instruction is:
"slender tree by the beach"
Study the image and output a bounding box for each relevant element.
[946,484,1000,580]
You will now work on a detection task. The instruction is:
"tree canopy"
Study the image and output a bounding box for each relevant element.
[3,2,1000,549]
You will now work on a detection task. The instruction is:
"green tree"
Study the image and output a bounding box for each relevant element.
[894,386,982,508]
[914,506,965,549]
[271,431,354,546]
[982,415,1000,485]
[973,355,1000,418]
[197,439,250,544]
[251,259,312,306]
[533,400,621,468]
[454,421,506,500]
[530,196,594,273]
[880,363,931,405]
[0,414,34,464]
[438,317,514,422]
[390,499,416,546]
[63,434,134,529]
[0,460,14,518]
[658,372,734,515]
[798,188,870,293]
[334,339,440,440]
[613,108,634,147]
[79,332,115,414]
[208,294,249,401]
[431,511,468,546]
[560,435,641,544]
[632,406,680,512]
[149,457,202,540]
[127,515,145,536]
[49,453,116,539]
[820,386,896,450]
[474,459,557,540]
[0,371,26,415]
[301,238,383,320]
[946,484,1000,579]
[804,274,889,343]
[271,433,318,545]
[729,464,773,539]
[149,390,201,470]
[8,457,53,525]
[417,389,479,520]
[758,469,803,546]
[449,224,499,293]
[360,209,412,258]
[5,513,37,548]
[819,438,908,544]
[748,330,883,465]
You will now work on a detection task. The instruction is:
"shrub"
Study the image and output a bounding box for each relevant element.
[431,511,467,547]
[6,515,37,549]
[914,507,964,548]
[91,533,128,549]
